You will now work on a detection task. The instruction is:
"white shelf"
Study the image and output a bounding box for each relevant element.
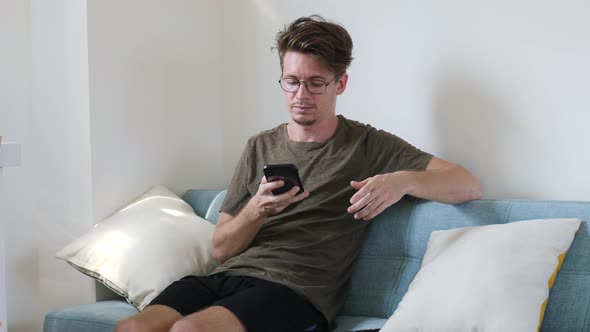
[0,142,21,167]
[0,142,20,332]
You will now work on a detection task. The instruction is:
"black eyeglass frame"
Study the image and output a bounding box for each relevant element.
[278,72,344,95]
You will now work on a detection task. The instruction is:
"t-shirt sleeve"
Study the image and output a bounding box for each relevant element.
[366,129,433,173]
[220,138,255,216]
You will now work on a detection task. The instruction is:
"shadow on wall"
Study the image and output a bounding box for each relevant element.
[431,66,523,199]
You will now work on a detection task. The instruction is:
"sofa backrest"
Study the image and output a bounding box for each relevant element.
[182,189,225,223]
[183,190,590,332]
[341,198,590,332]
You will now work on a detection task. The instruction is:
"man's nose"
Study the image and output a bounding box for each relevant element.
[295,83,311,99]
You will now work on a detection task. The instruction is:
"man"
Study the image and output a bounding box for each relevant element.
[116,15,482,332]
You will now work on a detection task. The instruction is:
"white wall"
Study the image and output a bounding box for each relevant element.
[31,1,96,327]
[216,1,290,178]
[1,0,226,330]
[0,1,37,331]
[219,0,590,201]
[86,0,225,222]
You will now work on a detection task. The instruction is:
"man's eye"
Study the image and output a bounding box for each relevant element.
[284,79,300,85]
[308,81,326,88]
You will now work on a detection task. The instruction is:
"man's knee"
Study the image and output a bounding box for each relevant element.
[114,317,142,332]
[114,305,183,332]
[170,319,199,332]
[169,306,247,332]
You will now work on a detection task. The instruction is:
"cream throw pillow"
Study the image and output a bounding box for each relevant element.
[381,218,581,332]
[56,185,218,310]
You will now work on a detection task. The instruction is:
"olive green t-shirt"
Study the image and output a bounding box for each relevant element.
[213,115,432,322]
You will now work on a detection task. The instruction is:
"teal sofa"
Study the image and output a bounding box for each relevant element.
[44,189,590,332]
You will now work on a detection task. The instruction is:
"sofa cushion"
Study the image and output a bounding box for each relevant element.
[42,301,384,332]
[380,218,581,332]
[332,316,387,331]
[43,301,138,332]
[55,185,218,310]
[43,302,385,332]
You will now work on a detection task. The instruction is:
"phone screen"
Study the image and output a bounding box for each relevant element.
[263,164,304,195]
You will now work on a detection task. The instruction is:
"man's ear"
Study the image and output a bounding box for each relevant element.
[336,73,349,95]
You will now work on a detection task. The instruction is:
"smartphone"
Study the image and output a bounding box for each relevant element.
[263,164,305,195]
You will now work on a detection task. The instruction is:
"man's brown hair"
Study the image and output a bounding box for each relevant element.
[275,15,353,75]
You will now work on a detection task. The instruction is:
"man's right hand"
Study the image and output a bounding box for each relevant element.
[249,176,310,218]
[212,177,309,263]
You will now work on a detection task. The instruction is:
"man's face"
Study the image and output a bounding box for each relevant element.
[281,51,347,127]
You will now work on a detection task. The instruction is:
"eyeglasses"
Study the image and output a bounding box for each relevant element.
[278,73,342,95]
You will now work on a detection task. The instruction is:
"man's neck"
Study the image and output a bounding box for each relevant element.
[287,115,340,143]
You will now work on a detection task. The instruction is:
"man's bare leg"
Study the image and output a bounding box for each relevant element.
[115,305,182,332]
[170,306,247,332]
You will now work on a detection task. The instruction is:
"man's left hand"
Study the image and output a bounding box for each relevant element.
[348,172,409,221]
[347,157,483,221]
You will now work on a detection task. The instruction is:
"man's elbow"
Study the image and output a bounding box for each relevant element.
[212,237,241,264]
[455,178,483,204]
[453,165,483,203]
[467,180,483,201]
[211,232,230,264]
[212,245,230,265]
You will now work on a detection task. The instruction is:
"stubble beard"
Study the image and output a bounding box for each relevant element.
[292,117,317,126]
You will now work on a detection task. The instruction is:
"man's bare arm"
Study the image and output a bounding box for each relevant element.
[212,177,309,263]
[348,157,482,221]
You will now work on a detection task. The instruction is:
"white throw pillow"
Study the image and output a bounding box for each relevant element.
[56,185,218,310]
[381,218,581,332]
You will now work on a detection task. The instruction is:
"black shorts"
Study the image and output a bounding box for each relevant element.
[149,273,328,332]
